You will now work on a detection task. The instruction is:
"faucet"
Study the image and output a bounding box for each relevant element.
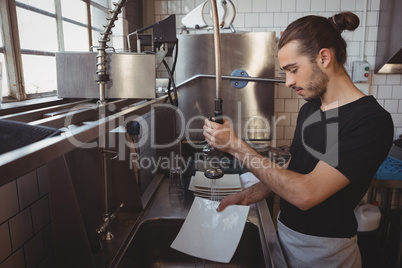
[203,0,224,180]
[96,202,124,243]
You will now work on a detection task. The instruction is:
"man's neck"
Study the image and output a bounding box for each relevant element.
[320,73,365,111]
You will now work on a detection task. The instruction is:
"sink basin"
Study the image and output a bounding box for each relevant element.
[117,218,265,267]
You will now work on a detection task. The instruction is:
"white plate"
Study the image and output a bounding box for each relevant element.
[189,177,242,192]
[192,171,242,189]
[193,191,231,199]
[193,192,225,201]
[171,197,250,263]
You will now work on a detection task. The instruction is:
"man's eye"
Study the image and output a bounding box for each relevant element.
[290,69,297,74]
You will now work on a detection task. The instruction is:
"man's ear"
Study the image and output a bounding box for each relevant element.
[318,48,332,67]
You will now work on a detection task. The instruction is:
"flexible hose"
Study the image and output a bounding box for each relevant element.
[210,0,222,100]
[95,0,127,104]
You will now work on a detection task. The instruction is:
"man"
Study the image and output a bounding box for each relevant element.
[203,12,394,267]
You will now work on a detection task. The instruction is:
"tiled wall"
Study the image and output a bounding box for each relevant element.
[0,166,54,267]
[154,0,402,145]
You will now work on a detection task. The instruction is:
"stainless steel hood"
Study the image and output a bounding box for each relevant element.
[375,0,402,74]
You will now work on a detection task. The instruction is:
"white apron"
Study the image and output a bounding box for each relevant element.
[277,213,362,268]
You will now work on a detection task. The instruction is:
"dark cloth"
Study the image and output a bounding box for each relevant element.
[0,119,60,155]
[280,96,394,238]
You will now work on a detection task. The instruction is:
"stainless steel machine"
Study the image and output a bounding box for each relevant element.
[175,32,277,143]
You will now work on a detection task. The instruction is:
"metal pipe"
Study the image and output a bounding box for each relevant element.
[175,74,285,89]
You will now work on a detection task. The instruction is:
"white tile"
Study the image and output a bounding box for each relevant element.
[296,0,310,12]
[288,12,304,23]
[391,114,402,127]
[347,41,360,57]
[275,99,285,112]
[237,0,252,12]
[245,13,259,27]
[395,128,402,141]
[385,100,399,113]
[365,56,376,69]
[392,86,402,99]
[284,126,296,139]
[377,85,393,99]
[282,0,296,12]
[259,13,274,27]
[352,26,363,41]
[398,101,402,113]
[370,0,381,11]
[341,0,356,11]
[253,0,267,12]
[176,14,185,27]
[182,0,196,14]
[168,1,181,14]
[367,26,378,41]
[275,125,284,139]
[274,84,279,97]
[275,139,292,147]
[311,0,326,11]
[276,112,291,126]
[369,85,378,98]
[355,0,365,11]
[386,75,402,85]
[274,13,289,27]
[267,0,281,12]
[371,73,386,85]
[326,0,341,11]
[341,29,353,43]
[234,13,245,27]
[285,99,299,112]
[366,11,378,26]
[155,1,168,15]
[278,85,292,98]
[376,98,384,107]
[364,41,376,57]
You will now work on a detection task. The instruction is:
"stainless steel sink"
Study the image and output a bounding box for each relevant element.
[112,178,286,268]
[117,218,265,267]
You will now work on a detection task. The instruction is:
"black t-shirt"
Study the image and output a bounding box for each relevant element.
[280,96,394,238]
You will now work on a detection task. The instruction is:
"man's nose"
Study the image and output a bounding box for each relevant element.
[285,75,295,88]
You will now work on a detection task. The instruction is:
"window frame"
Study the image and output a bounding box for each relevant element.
[0,0,111,102]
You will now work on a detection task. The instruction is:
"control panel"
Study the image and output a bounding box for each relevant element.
[352,61,370,83]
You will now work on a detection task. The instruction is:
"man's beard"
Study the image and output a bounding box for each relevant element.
[304,62,329,102]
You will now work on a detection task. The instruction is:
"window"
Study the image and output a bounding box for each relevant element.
[91,4,109,48]
[61,0,90,51]
[0,31,8,99]
[0,0,122,102]
[17,7,58,52]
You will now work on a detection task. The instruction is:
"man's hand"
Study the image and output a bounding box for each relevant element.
[202,118,241,153]
[217,182,273,212]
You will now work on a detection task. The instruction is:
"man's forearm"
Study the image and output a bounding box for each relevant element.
[230,139,308,209]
